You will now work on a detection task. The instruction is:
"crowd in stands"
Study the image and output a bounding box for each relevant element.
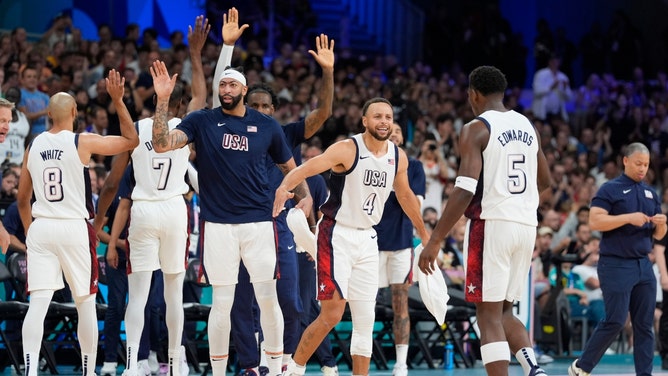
[1,5,668,360]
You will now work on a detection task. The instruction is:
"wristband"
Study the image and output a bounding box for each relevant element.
[454,176,478,194]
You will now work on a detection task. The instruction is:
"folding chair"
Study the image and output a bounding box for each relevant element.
[0,259,29,374]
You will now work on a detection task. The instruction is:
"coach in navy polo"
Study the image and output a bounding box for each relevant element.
[569,142,667,376]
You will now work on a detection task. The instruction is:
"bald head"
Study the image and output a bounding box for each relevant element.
[48,92,76,126]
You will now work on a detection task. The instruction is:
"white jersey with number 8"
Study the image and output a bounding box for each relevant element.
[28,131,91,220]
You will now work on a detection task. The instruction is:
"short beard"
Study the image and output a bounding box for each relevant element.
[368,127,391,141]
[219,93,243,111]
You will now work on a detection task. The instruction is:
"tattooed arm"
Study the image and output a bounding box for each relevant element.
[149,60,190,152]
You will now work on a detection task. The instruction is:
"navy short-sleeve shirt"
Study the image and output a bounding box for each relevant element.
[591,174,662,258]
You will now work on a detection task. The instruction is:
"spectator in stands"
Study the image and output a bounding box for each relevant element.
[531,54,573,121]
[572,237,605,329]
[18,65,49,135]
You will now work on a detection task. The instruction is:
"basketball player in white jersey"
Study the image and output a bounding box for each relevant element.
[92,16,210,376]
[16,70,139,376]
[418,66,552,376]
[273,97,430,376]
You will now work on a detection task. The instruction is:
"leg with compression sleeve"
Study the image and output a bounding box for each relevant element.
[124,271,153,371]
[74,293,98,376]
[22,290,54,376]
[348,300,375,375]
[208,285,235,375]
[164,272,186,374]
[253,280,284,376]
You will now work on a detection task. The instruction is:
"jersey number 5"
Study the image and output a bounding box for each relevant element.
[507,154,526,194]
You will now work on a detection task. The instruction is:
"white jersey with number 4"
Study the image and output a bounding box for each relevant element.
[320,134,398,229]
[28,131,92,219]
[131,117,190,201]
[478,110,539,226]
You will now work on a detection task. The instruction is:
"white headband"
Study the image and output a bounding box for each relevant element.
[219,69,247,86]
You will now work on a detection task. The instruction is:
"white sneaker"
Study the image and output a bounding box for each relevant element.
[148,352,159,375]
[138,360,151,376]
[180,346,189,376]
[568,359,590,376]
[121,367,138,376]
[392,364,407,376]
[101,362,118,376]
[320,365,338,376]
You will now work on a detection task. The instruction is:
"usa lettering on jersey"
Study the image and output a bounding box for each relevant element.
[363,169,387,187]
[222,134,249,151]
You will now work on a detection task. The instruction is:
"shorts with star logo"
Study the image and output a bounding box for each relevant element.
[25,218,99,297]
[316,216,379,301]
[464,218,534,303]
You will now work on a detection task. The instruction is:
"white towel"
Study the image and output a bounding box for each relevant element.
[286,208,316,259]
[413,243,449,325]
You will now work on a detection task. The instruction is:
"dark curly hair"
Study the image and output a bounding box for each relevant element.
[245,83,279,108]
[468,66,507,96]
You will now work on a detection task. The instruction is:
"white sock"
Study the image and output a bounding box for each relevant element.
[24,352,39,376]
[282,354,292,368]
[210,356,228,376]
[259,340,268,367]
[515,347,539,374]
[395,344,408,366]
[126,342,140,371]
[82,352,96,376]
[288,359,306,375]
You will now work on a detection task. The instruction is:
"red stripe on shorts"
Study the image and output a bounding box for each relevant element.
[465,218,485,302]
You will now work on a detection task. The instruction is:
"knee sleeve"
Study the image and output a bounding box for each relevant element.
[74,294,98,354]
[480,341,510,365]
[209,285,235,356]
[253,280,283,353]
[22,290,54,354]
[348,300,375,357]
[164,272,185,352]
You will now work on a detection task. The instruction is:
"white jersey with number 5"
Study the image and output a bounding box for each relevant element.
[131,117,190,201]
[477,110,539,226]
[28,131,92,219]
[320,134,398,229]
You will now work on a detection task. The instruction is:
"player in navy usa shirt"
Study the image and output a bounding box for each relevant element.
[150,60,312,376]
[373,122,425,376]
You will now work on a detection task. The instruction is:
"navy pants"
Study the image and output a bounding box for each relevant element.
[578,255,656,376]
[297,252,336,367]
[230,224,303,369]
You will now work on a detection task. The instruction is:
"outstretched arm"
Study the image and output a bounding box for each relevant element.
[79,70,139,159]
[213,7,249,108]
[303,34,335,138]
[149,61,189,152]
[187,15,211,113]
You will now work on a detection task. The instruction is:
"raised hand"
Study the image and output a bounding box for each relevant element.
[105,69,125,101]
[149,60,178,100]
[308,34,335,71]
[188,15,211,54]
[222,7,249,45]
